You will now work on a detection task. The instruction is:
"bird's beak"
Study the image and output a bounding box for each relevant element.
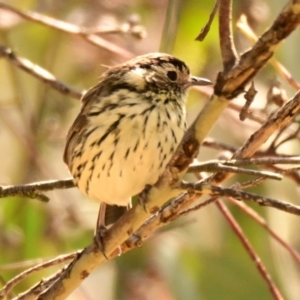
[189,76,212,86]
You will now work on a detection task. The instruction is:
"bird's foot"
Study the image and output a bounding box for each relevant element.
[139,184,152,212]
[94,224,109,259]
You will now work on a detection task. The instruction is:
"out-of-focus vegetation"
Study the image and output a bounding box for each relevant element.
[0,0,300,299]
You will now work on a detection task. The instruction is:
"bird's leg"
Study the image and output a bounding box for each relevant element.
[104,204,128,226]
[94,203,109,258]
[138,184,152,212]
[94,203,130,257]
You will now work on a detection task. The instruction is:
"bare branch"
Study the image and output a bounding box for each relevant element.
[0,44,83,99]
[0,253,76,299]
[232,177,270,189]
[235,90,300,158]
[229,198,300,265]
[195,0,219,41]
[188,161,282,180]
[208,90,300,185]
[13,271,64,300]
[189,156,300,168]
[181,183,300,216]
[0,179,75,201]
[0,3,133,58]
[237,14,300,90]
[81,19,146,39]
[215,2,300,99]
[216,200,284,300]
[219,0,238,71]
[203,138,238,152]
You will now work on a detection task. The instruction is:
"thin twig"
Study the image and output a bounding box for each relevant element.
[229,102,267,124]
[228,198,300,266]
[202,138,238,152]
[83,23,146,39]
[189,156,300,169]
[0,3,133,58]
[219,0,238,71]
[231,177,267,189]
[235,91,300,158]
[181,183,300,216]
[265,164,300,185]
[207,90,300,185]
[0,44,83,100]
[0,253,77,299]
[240,81,257,121]
[3,155,298,202]
[13,271,64,300]
[272,124,300,149]
[195,0,220,41]
[169,196,219,221]
[188,162,282,180]
[216,200,284,300]
[0,179,75,201]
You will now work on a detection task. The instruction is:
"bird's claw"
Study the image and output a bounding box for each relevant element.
[94,224,109,260]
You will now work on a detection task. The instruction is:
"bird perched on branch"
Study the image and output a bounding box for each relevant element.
[63,52,211,238]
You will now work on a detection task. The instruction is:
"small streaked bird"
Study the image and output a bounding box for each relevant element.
[63,53,211,232]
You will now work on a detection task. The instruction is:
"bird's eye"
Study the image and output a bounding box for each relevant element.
[166,71,177,81]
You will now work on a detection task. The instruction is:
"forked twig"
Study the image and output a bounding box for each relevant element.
[0,253,77,299]
[0,3,133,58]
[181,183,300,216]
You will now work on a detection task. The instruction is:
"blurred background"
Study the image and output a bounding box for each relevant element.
[0,0,300,299]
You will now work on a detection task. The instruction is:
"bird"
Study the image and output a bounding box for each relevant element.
[63,52,211,236]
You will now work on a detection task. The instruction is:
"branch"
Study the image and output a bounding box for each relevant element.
[0,44,83,100]
[188,157,300,169]
[208,89,300,184]
[188,161,283,180]
[0,179,74,201]
[0,253,76,299]
[235,90,300,158]
[0,3,133,58]
[181,183,300,216]
[195,0,219,41]
[219,0,238,71]
[229,198,300,264]
[216,201,284,300]
[237,14,300,90]
[214,2,300,99]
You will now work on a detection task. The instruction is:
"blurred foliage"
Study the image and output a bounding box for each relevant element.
[0,0,300,299]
